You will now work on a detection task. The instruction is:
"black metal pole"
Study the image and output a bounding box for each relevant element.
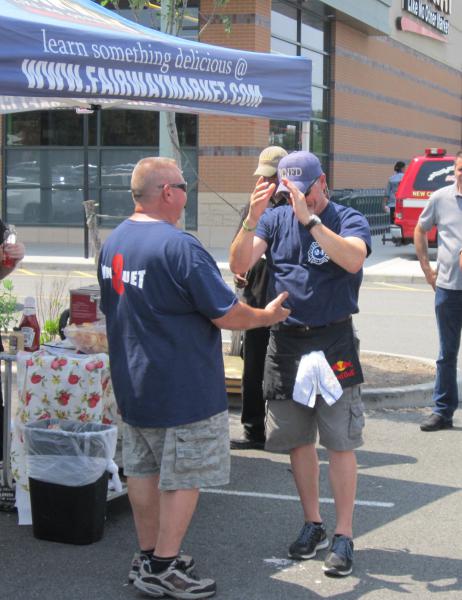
[83,113,89,258]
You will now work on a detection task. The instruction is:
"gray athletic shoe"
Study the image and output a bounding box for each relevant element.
[323,534,354,577]
[288,521,329,560]
[134,558,216,599]
[128,551,195,583]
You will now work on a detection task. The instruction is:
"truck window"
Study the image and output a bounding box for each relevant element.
[413,161,455,191]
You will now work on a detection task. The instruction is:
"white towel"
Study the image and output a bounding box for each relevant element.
[293,351,343,408]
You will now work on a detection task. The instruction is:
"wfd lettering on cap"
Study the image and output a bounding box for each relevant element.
[279,167,303,177]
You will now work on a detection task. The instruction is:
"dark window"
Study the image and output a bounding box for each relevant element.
[6,111,97,146]
[269,120,300,152]
[270,0,330,169]
[101,110,159,146]
[5,109,198,229]
[413,161,455,191]
[176,114,197,147]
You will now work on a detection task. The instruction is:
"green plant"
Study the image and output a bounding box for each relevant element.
[40,318,61,345]
[36,275,69,344]
[0,279,19,332]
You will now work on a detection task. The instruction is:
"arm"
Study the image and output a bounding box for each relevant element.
[229,232,267,275]
[229,177,273,274]
[284,178,367,274]
[212,291,290,330]
[311,229,367,274]
[414,222,436,289]
[383,180,391,211]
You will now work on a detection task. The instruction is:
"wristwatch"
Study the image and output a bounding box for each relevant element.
[304,214,321,232]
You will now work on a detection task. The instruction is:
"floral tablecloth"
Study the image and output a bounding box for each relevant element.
[10,349,119,521]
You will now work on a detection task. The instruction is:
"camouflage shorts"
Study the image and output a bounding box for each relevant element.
[122,410,230,491]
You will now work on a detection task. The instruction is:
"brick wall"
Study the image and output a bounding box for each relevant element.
[196,0,271,247]
[330,21,461,191]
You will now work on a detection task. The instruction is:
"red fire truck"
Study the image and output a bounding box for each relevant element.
[388,148,455,246]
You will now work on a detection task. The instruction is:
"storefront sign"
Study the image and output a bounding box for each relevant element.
[402,0,450,35]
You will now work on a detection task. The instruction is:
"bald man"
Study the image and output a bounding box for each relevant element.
[98,157,290,599]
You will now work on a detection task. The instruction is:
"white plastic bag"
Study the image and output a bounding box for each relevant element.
[24,419,118,487]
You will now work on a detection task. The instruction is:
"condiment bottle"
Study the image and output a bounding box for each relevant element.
[19,296,41,352]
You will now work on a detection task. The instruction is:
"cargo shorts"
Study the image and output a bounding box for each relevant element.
[265,385,365,453]
[122,410,230,491]
[264,323,365,453]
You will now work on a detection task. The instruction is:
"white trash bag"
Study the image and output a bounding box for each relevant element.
[24,419,120,489]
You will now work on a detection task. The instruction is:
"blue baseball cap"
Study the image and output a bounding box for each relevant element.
[276,151,323,196]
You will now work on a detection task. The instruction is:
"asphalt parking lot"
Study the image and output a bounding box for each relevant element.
[1,405,461,600]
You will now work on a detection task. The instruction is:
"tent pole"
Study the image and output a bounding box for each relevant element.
[83,113,89,259]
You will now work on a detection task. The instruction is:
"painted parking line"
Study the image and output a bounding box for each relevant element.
[376,282,431,292]
[71,270,97,278]
[362,283,430,292]
[16,268,39,276]
[13,270,95,279]
[201,488,394,508]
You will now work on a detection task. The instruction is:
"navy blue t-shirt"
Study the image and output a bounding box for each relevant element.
[256,202,371,326]
[98,220,237,428]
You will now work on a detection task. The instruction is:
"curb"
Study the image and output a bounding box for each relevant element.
[360,350,462,410]
[362,273,426,284]
[361,350,435,410]
[20,258,97,272]
[361,381,434,409]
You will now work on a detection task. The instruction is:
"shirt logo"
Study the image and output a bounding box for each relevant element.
[100,256,146,292]
[307,242,329,265]
[112,254,125,295]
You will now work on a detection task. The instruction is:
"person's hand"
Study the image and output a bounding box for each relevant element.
[246,177,276,226]
[383,205,390,213]
[2,241,25,265]
[263,291,291,325]
[424,267,437,290]
[233,274,248,289]
[282,178,312,225]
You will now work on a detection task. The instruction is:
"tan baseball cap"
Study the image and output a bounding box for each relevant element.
[253,145,288,177]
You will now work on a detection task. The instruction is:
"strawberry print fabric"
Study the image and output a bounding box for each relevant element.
[10,349,118,493]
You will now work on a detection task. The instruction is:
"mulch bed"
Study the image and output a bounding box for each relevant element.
[361,352,435,388]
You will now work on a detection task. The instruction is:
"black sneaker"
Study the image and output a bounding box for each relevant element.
[323,534,354,577]
[128,551,195,583]
[134,557,216,599]
[420,413,453,432]
[230,437,265,450]
[288,522,328,559]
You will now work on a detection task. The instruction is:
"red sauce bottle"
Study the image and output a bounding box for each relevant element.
[19,296,41,352]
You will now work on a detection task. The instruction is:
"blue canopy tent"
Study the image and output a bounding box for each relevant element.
[0,0,312,119]
[0,0,312,255]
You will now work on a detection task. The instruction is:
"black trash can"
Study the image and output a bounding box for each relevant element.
[24,419,117,545]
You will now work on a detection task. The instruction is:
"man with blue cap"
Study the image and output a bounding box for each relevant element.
[229,151,371,577]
